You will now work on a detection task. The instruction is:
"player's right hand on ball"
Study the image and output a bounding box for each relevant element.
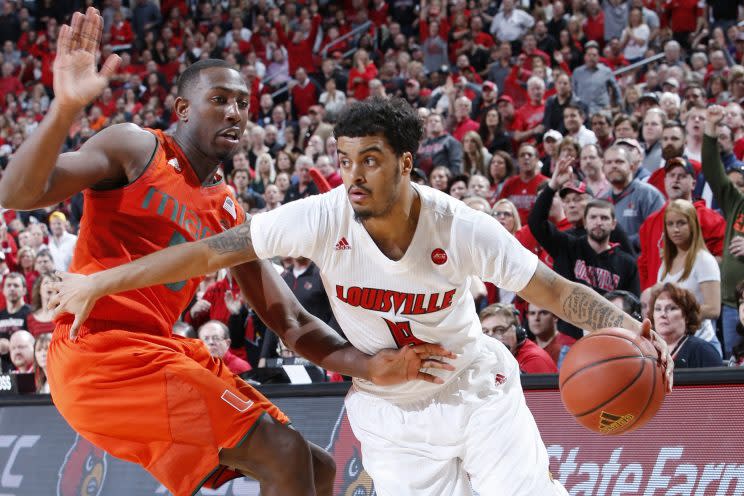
[48,272,100,339]
[368,343,457,386]
[54,7,120,112]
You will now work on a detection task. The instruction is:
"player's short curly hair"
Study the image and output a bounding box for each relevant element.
[334,97,423,158]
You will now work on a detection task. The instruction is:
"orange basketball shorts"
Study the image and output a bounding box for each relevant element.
[47,322,289,496]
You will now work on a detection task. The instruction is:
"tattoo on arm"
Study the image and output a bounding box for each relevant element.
[205,219,253,254]
[562,285,624,330]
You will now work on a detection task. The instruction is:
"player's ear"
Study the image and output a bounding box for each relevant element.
[400,152,413,175]
[174,96,190,122]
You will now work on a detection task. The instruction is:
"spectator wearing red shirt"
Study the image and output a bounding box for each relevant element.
[584,0,605,44]
[513,76,546,146]
[289,67,318,118]
[663,0,704,49]
[480,303,558,374]
[185,275,242,331]
[499,143,549,225]
[347,48,378,101]
[471,16,495,49]
[198,321,251,375]
[0,63,23,102]
[274,12,321,75]
[450,96,480,142]
[369,0,389,28]
[527,303,575,368]
[109,10,134,50]
[316,155,343,188]
[638,158,725,290]
[95,88,118,118]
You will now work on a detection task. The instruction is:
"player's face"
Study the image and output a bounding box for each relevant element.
[481,314,517,354]
[182,68,250,162]
[337,135,410,222]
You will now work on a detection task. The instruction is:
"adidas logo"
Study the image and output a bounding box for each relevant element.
[167,158,181,172]
[335,237,351,250]
[598,411,634,434]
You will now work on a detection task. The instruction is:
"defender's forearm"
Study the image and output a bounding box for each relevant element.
[90,223,256,299]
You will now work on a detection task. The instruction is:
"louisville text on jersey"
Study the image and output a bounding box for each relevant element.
[335,285,457,315]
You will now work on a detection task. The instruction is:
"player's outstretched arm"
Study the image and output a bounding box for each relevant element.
[230,260,457,385]
[0,7,133,211]
[518,263,674,392]
[49,220,260,334]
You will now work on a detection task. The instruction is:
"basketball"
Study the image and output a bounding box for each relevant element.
[559,328,665,435]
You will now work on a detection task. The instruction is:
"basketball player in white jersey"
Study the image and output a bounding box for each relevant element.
[50,98,672,496]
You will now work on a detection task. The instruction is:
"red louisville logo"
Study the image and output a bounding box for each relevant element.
[57,434,108,496]
[431,248,448,265]
[327,408,376,496]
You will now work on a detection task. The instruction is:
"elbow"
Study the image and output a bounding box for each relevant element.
[0,186,29,211]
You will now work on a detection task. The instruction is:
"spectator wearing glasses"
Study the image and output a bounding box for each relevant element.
[479,303,557,374]
[198,320,252,376]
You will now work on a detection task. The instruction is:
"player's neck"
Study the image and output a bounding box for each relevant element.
[361,184,420,261]
[171,132,221,185]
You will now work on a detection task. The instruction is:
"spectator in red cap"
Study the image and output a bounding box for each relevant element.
[497,94,517,133]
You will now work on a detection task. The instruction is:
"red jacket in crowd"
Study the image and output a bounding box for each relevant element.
[275,14,321,75]
[637,200,725,291]
[516,338,558,374]
[499,173,549,226]
[291,80,318,117]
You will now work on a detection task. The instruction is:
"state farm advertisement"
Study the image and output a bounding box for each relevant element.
[0,383,743,495]
[528,385,744,496]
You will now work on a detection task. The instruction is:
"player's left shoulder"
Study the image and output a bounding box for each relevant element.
[414,183,461,220]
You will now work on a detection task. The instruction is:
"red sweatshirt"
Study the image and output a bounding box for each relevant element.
[637,200,725,290]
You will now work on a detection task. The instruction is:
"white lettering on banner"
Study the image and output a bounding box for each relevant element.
[1,435,38,488]
[0,435,40,496]
[156,479,260,495]
[547,445,744,496]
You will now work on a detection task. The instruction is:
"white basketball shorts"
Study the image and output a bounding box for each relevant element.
[345,336,568,496]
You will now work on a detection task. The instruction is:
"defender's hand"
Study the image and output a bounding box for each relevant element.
[641,319,673,393]
[53,7,121,112]
[368,343,457,386]
[48,272,100,339]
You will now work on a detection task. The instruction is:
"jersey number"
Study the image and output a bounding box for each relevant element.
[165,231,187,292]
[383,318,426,348]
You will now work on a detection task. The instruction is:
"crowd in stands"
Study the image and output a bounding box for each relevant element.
[2,0,744,390]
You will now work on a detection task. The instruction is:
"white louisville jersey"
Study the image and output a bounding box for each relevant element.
[251,184,538,401]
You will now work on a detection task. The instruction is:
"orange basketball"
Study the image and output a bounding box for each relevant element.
[558,327,665,435]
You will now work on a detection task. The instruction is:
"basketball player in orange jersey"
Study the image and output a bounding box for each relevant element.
[0,8,456,496]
